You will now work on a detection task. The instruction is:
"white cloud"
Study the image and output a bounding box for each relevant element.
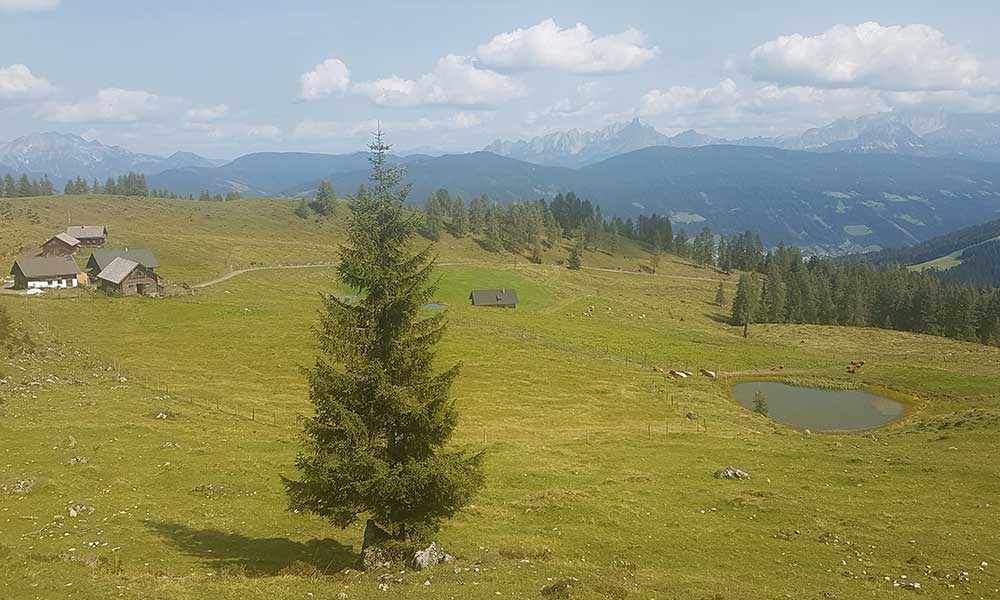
[636,79,898,135]
[37,87,178,123]
[749,22,994,92]
[0,0,59,14]
[185,103,229,121]
[293,112,487,140]
[353,54,525,108]
[183,120,281,140]
[477,18,658,74]
[301,57,351,101]
[0,64,54,103]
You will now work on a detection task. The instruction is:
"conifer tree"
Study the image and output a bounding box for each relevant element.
[451,196,469,237]
[284,132,483,544]
[567,238,583,270]
[731,273,760,337]
[715,282,726,307]
[752,390,768,416]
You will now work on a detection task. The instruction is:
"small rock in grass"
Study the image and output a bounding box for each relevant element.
[713,466,751,480]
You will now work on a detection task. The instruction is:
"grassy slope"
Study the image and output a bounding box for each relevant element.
[2,196,999,600]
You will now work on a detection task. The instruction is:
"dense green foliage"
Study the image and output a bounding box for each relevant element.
[940,239,1000,286]
[2,173,55,197]
[735,245,1000,347]
[283,136,483,542]
[854,216,1000,268]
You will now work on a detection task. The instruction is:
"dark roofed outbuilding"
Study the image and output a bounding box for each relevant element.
[66,226,107,247]
[87,249,159,280]
[9,255,81,290]
[469,288,518,308]
[40,233,81,257]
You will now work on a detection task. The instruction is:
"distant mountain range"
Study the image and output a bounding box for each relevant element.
[285,145,1000,255]
[483,119,713,167]
[0,132,223,181]
[5,110,1000,255]
[485,111,1000,167]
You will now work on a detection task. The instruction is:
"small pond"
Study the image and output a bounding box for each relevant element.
[732,381,906,431]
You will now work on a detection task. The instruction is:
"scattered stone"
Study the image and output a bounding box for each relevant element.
[1,479,35,495]
[410,542,455,571]
[68,456,89,465]
[713,466,751,480]
[191,484,227,499]
[362,545,393,572]
[541,577,577,598]
[337,593,348,600]
[67,503,94,518]
[67,436,77,449]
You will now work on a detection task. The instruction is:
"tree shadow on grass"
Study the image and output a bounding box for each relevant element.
[706,311,731,324]
[147,521,357,576]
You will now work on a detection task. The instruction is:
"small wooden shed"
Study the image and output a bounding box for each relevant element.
[40,233,81,257]
[66,226,107,247]
[469,288,518,308]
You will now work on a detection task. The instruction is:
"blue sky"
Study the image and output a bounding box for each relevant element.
[1,0,998,157]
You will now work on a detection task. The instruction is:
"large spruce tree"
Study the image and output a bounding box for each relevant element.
[284,132,484,543]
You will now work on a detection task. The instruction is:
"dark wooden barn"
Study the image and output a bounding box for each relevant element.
[9,255,82,290]
[66,226,107,247]
[95,257,162,296]
[40,233,81,257]
[469,288,518,308]
[86,248,160,281]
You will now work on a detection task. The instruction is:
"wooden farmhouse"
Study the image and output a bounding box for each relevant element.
[95,257,162,296]
[40,233,81,257]
[9,255,82,290]
[469,288,519,308]
[66,226,107,247]
[87,249,159,281]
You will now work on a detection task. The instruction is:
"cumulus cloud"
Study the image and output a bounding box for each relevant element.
[185,104,229,121]
[300,58,351,101]
[0,0,59,14]
[37,87,178,123]
[749,22,994,92]
[183,120,281,141]
[293,112,487,140]
[0,64,54,103]
[353,54,525,108]
[477,19,658,74]
[636,79,900,135]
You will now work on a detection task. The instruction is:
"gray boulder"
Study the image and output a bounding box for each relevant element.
[410,542,455,571]
[713,466,751,480]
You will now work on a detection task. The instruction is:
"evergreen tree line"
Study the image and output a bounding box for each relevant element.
[59,172,239,201]
[936,239,1000,287]
[61,172,152,197]
[414,189,770,274]
[1,174,56,197]
[730,244,1000,347]
[197,190,242,202]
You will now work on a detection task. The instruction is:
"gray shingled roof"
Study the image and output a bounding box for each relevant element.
[11,255,81,279]
[47,232,80,247]
[469,288,518,306]
[66,225,107,239]
[97,257,140,284]
[88,249,160,271]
